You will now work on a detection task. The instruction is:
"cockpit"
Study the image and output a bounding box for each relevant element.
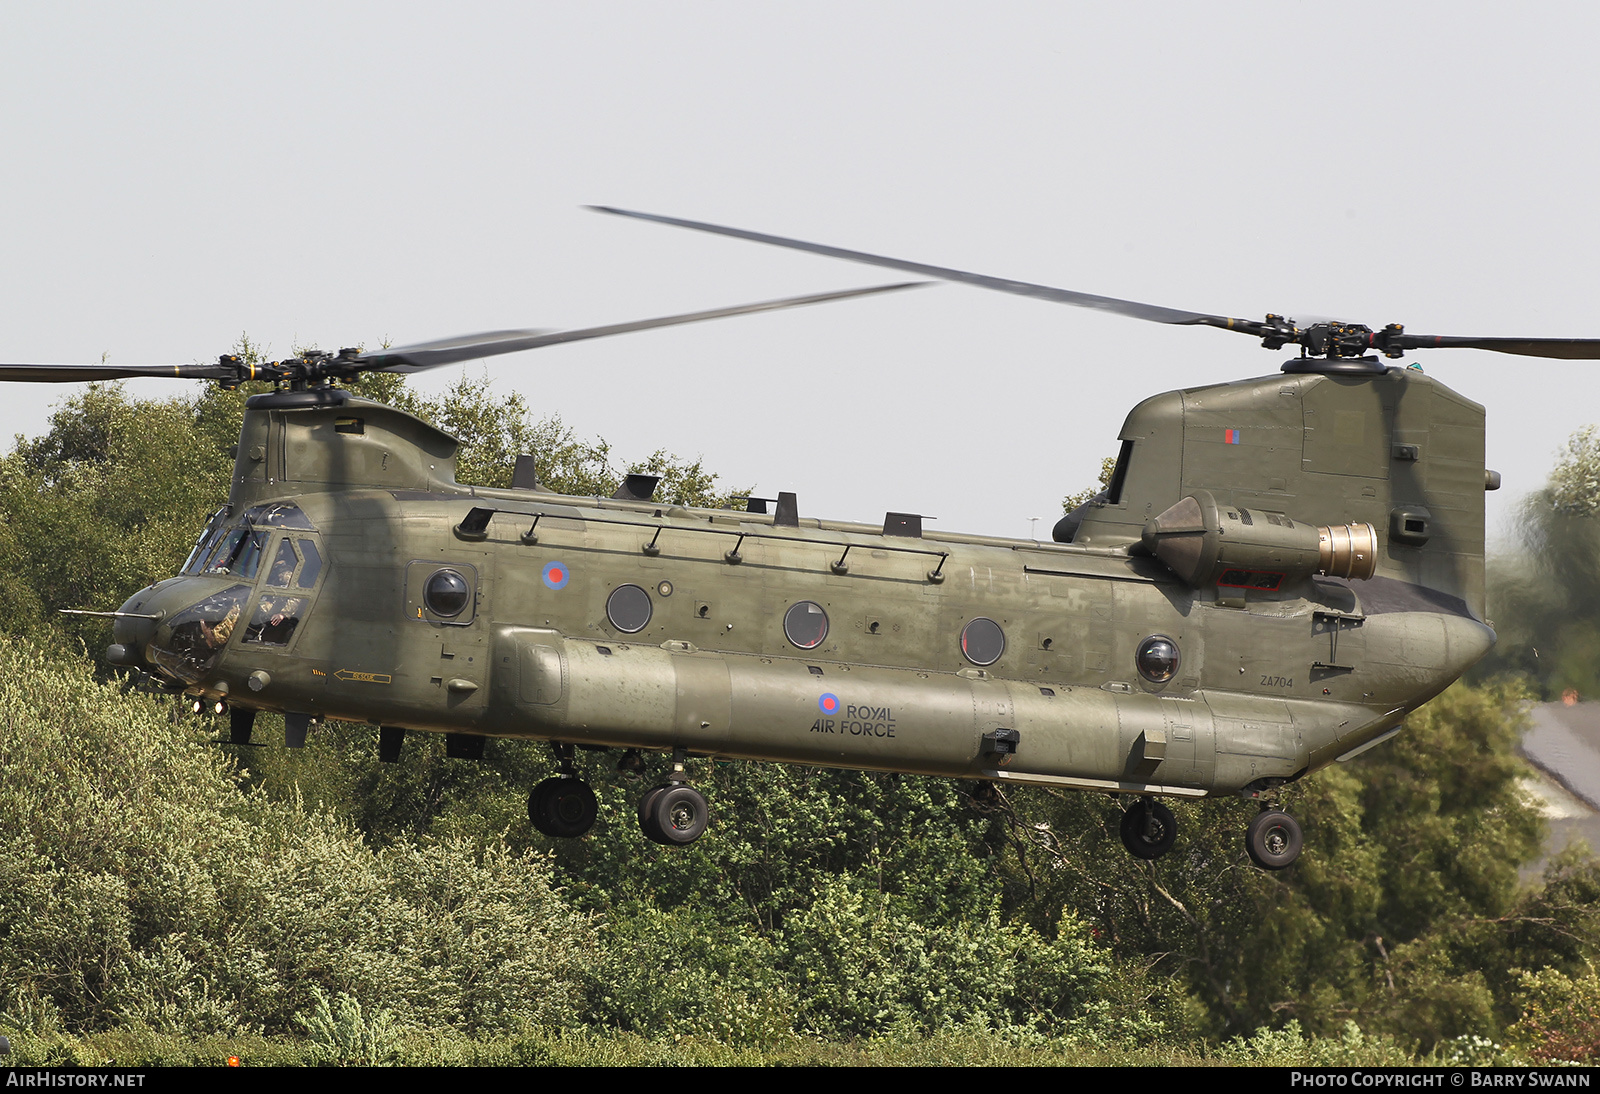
[140,503,325,685]
[181,502,318,578]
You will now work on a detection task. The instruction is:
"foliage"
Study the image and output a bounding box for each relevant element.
[0,361,744,671]
[0,384,238,654]
[0,626,1159,1046]
[0,1023,1440,1067]
[1481,425,1600,696]
[1061,454,1118,512]
[295,989,402,1066]
[229,682,1580,1052]
[1505,966,1600,1064]
[1546,425,1600,517]
[239,732,1169,1043]
[978,682,1568,1048]
[0,632,596,1038]
[1213,1020,1417,1067]
[3,375,1600,1060]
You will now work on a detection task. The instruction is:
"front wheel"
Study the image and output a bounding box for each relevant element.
[1245,809,1303,870]
[529,777,597,838]
[1119,799,1177,860]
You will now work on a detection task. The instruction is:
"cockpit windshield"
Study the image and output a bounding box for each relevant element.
[199,528,268,578]
[181,504,317,577]
[181,508,231,575]
[243,503,315,529]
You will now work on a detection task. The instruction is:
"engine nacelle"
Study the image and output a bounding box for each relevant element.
[1142,490,1376,590]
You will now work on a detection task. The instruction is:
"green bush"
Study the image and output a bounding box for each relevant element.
[0,632,596,1038]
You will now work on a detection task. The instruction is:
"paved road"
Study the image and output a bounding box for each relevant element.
[1521,703,1600,873]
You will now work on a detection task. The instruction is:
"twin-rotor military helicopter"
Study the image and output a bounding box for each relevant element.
[16,207,1597,868]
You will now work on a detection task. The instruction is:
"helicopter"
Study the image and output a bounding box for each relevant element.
[15,209,1599,869]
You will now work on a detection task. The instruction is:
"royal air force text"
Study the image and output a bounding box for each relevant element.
[811,705,897,738]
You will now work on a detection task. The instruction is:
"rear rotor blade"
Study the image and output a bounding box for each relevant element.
[0,361,241,383]
[355,281,929,373]
[1397,335,1600,360]
[589,205,1264,333]
[593,207,1600,362]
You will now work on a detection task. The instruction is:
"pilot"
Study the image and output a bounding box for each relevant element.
[250,594,304,645]
[199,602,242,649]
[266,551,296,588]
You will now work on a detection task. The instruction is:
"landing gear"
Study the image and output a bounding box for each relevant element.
[969,780,1002,808]
[1119,798,1177,860]
[529,742,598,838]
[636,747,710,845]
[529,777,598,838]
[639,784,710,845]
[1244,809,1303,870]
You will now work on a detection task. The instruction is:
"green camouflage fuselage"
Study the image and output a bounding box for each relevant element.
[116,363,1496,800]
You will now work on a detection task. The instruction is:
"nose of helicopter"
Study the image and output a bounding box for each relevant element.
[106,580,176,662]
[110,577,254,684]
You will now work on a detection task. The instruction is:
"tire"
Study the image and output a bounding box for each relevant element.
[647,785,710,845]
[637,784,670,843]
[529,781,557,837]
[529,776,597,838]
[1119,799,1177,860]
[1245,809,1303,870]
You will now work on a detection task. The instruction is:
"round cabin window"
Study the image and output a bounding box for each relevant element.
[606,584,653,633]
[960,617,1006,666]
[424,569,471,617]
[783,601,829,650]
[1136,635,1180,683]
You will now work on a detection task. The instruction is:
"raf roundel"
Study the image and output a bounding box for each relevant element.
[542,560,571,590]
[818,693,840,715]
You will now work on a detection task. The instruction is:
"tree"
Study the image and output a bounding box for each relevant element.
[0,631,595,1037]
[1062,455,1118,513]
[0,360,747,667]
[978,682,1573,1046]
[5,366,1598,1051]
[1481,425,1600,696]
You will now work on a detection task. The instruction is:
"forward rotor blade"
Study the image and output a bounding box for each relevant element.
[1397,335,1600,360]
[589,205,1264,333]
[0,361,240,383]
[355,281,929,373]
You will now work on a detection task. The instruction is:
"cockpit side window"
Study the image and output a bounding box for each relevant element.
[245,536,323,647]
[243,589,306,646]
[147,584,252,683]
[201,528,268,578]
[184,506,317,579]
[296,539,323,588]
[264,539,298,588]
[231,530,267,579]
[203,530,246,573]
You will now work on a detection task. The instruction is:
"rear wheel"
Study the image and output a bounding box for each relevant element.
[637,784,671,843]
[1245,809,1303,870]
[647,785,710,845]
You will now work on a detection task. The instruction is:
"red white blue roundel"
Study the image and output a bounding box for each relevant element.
[542,560,571,590]
[818,693,840,715]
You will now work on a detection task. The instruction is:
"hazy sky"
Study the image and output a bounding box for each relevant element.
[4,3,1598,545]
